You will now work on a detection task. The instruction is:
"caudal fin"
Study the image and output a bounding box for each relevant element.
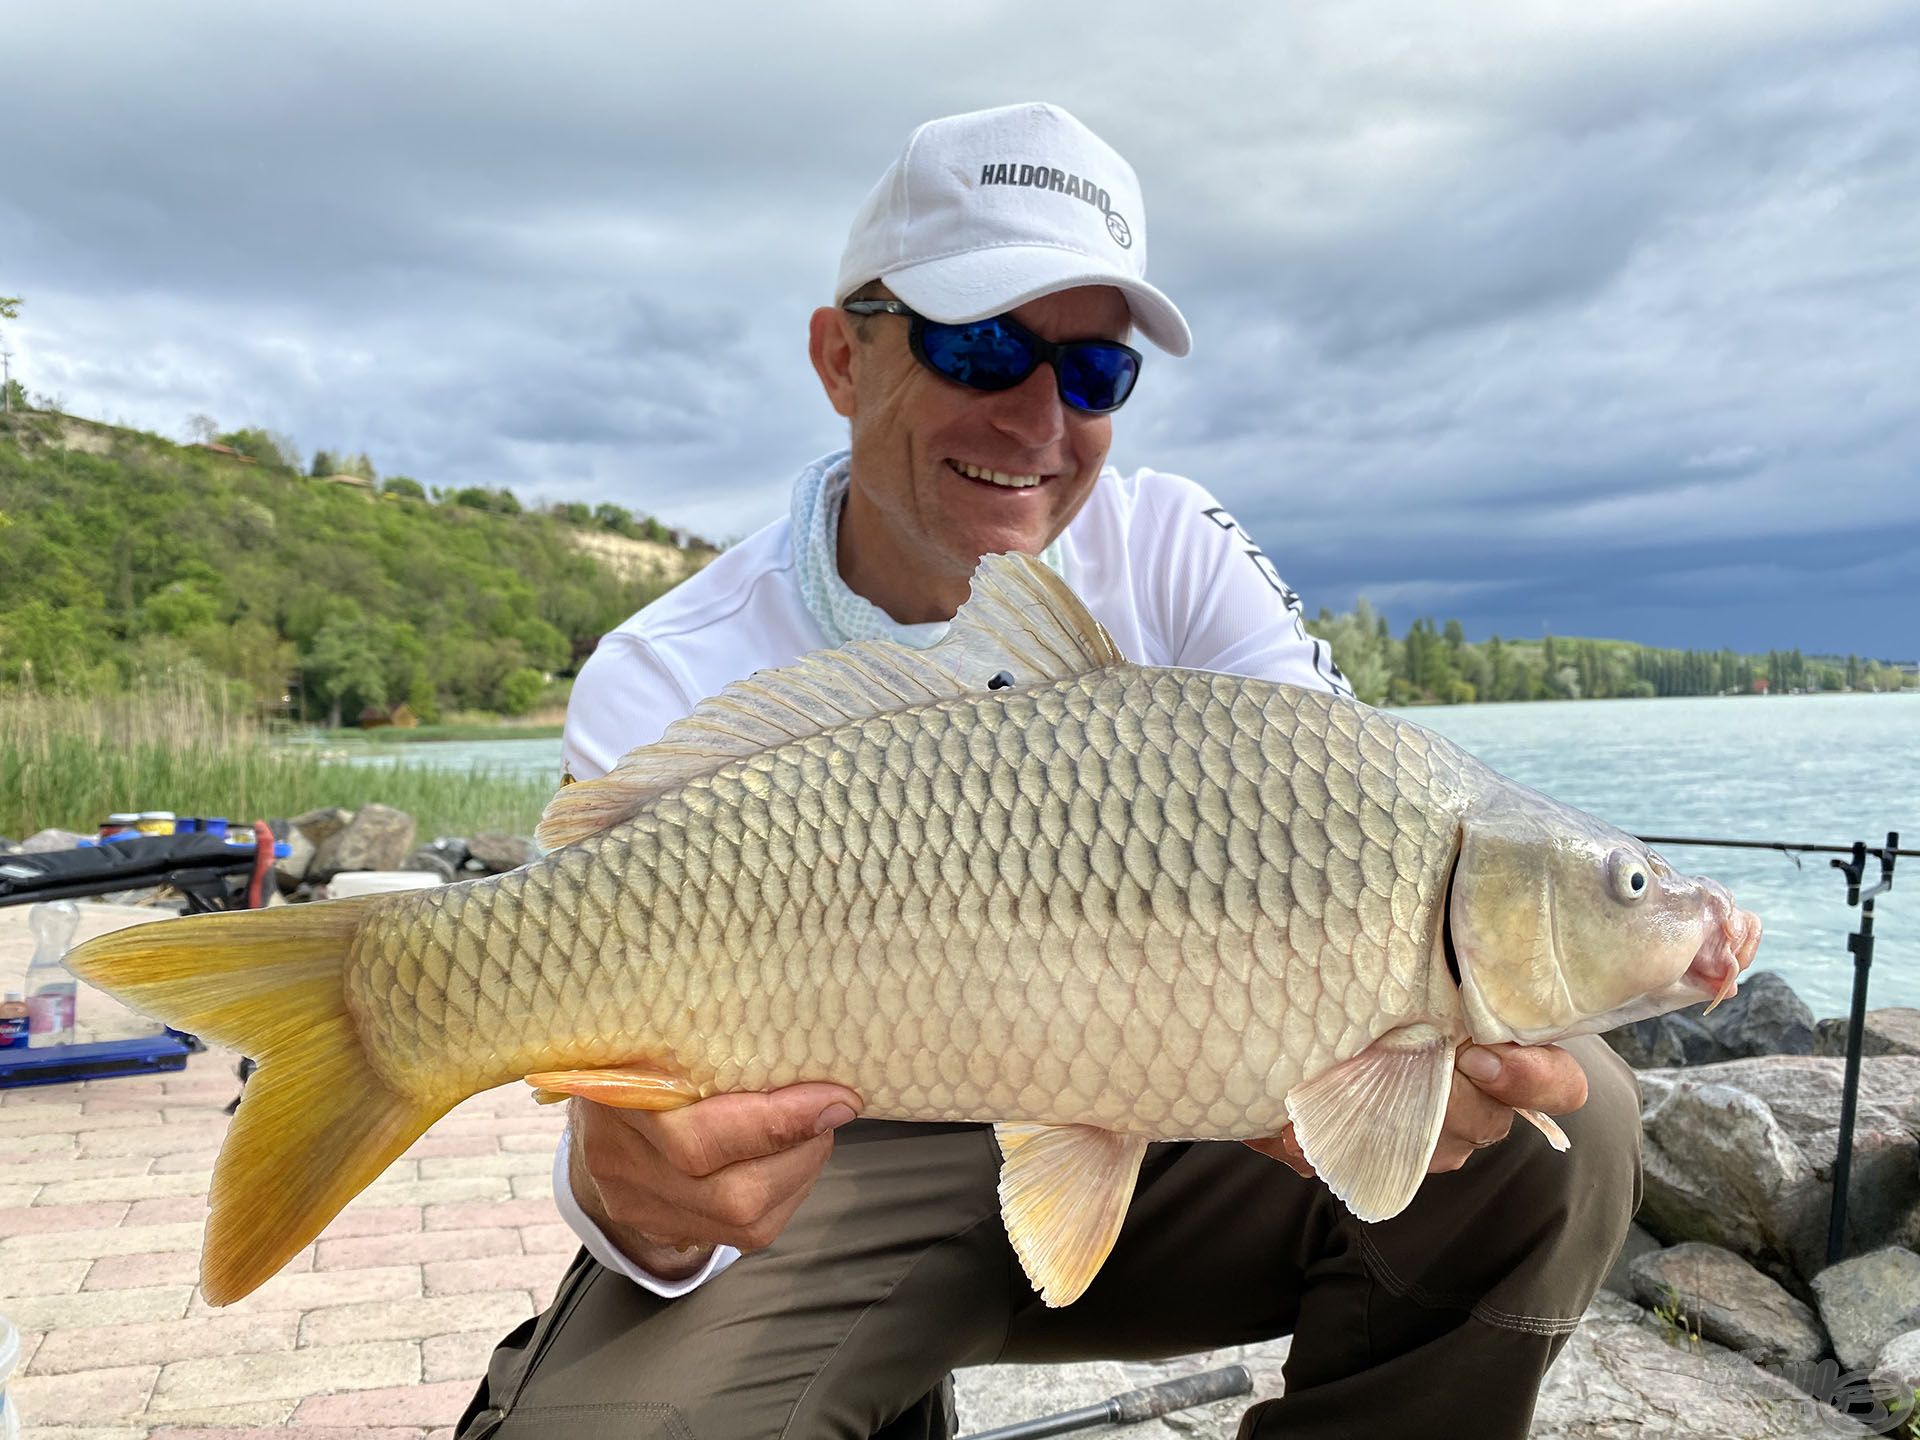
[64,900,452,1304]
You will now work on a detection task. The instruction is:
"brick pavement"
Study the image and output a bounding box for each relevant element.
[0,1044,571,1440]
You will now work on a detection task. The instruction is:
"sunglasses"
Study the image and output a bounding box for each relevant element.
[841,300,1143,414]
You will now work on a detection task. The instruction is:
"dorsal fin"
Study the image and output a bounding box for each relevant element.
[535,552,1124,850]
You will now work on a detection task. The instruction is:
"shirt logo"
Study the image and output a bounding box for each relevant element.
[978,162,1132,249]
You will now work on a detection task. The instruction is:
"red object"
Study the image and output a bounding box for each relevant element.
[246,820,275,909]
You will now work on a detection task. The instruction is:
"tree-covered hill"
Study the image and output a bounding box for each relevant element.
[0,410,712,723]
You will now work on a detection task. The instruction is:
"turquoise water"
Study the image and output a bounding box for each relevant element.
[330,693,1920,1015]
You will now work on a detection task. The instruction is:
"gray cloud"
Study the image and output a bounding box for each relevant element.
[3,0,1916,654]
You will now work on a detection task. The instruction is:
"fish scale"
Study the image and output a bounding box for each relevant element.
[345,668,1471,1138]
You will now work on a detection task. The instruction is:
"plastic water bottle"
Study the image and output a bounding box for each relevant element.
[25,901,79,1049]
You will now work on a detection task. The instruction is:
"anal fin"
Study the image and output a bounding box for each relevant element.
[1285,1023,1456,1223]
[994,1122,1149,1308]
[524,1065,702,1110]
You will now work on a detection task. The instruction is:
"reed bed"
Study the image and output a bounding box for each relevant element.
[1,683,553,841]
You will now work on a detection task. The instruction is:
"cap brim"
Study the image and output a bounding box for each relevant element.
[881,245,1192,358]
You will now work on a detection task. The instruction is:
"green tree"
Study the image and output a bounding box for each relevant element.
[381,475,426,500]
[498,666,545,716]
[310,449,338,477]
[302,608,389,728]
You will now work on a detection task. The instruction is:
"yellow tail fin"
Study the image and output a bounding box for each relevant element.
[64,900,451,1304]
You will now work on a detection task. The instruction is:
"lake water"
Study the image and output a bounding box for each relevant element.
[334,693,1920,1015]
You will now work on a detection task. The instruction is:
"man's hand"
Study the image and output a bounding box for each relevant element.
[568,1082,862,1279]
[1247,1042,1589,1179]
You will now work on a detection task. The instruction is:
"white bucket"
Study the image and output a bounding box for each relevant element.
[326,870,447,898]
[0,1312,21,1440]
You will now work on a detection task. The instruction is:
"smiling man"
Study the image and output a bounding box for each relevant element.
[458,103,1642,1440]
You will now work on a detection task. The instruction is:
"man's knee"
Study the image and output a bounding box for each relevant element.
[1556,1032,1644,1232]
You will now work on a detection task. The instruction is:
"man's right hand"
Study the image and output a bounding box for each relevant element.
[567,1083,863,1280]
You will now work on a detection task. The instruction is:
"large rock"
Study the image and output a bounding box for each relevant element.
[1602,1222,1663,1299]
[1876,1329,1920,1396]
[17,827,91,852]
[1629,1243,1826,1365]
[271,820,314,889]
[468,831,539,874]
[1604,1011,1723,1069]
[310,803,417,881]
[1606,973,1816,1069]
[1636,1057,1920,1284]
[290,805,353,848]
[1812,1248,1920,1372]
[1531,1291,1871,1437]
[1818,1009,1920,1060]
[1703,971,1817,1059]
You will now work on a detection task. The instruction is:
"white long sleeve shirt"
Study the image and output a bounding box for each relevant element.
[553,461,1349,1295]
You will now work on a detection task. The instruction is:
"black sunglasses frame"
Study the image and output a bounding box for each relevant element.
[841,299,1143,415]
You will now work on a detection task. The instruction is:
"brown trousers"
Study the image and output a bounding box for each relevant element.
[457,1034,1641,1440]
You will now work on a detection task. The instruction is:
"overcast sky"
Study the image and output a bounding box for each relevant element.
[5,0,1916,656]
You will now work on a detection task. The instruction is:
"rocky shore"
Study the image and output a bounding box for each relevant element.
[9,808,1919,1436]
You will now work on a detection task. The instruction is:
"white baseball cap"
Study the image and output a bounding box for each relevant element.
[835,102,1192,357]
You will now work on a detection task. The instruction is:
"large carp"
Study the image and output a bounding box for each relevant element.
[66,554,1758,1306]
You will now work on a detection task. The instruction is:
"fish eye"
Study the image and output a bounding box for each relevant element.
[1608,850,1651,905]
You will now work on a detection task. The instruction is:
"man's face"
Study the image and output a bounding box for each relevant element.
[834,285,1131,598]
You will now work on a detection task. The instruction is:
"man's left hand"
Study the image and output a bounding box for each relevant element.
[1247,1041,1590,1179]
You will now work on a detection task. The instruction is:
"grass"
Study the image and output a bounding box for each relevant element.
[1,683,556,841]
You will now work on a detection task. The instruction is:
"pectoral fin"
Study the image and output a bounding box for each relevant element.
[524,1065,702,1110]
[1517,1106,1571,1152]
[994,1122,1149,1308]
[1285,1023,1456,1223]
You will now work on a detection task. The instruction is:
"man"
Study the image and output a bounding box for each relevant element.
[460,102,1642,1440]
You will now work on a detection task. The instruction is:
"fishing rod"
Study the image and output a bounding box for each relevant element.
[958,1364,1253,1440]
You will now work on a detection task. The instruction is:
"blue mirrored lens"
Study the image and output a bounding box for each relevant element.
[1058,345,1139,413]
[920,319,1035,390]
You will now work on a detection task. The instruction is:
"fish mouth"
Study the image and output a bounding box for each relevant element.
[1688,890,1763,1015]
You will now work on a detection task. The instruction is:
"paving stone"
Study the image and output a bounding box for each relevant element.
[290,1378,476,1427]
[133,1400,296,1426]
[35,1173,206,1204]
[356,1178,508,1208]
[0,1154,151,1185]
[422,1199,556,1232]
[0,1110,143,1137]
[123,1196,208,1226]
[10,1425,149,1440]
[0,1202,129,1237]
[422,1327,518,1383]
[146,1429,429,1440]
[420,1256,560,1300]
[0,1223,202,1263]
[313,1228,520,1273]
[80,1125,229,1159]
[299,1291,533,1348]
[0,1181,41,1207]
[0,1258,91,1298]
[0,1133,78,1156]
[83,1251,200,1292]
[516,1224,575,1256]
[508,1174,552,1201]
[0,1095,82,1114]
[148,1341,419,1411]
[321,1202,424,1239]
[8,1363,161,1427]
[185,1264,420,1318]
[497,1131,566,1154]
[149,1152,219,1176]
[401,1133,499,1160]
[30,1312,298,1374]
[414,1154,549,1181]
[4,1283,191,1332]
